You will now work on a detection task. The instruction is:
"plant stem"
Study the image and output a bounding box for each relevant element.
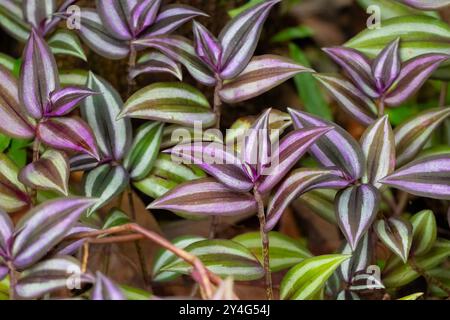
[254,188,273,300]
[70,223,223,299]
[377,97,385,118]
[409,257,450,297]
[126,187,151,289]
[439,82,448,109]
[209,76,224,239]
[7,262,16,300]
[30,138,41,204]
[127,43,137,97]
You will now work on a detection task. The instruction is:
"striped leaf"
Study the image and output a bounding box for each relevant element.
[398,292,424,300]
[410,210,437,256]
[81,72,132,161]
[372,38,401,92]
[130,52,182,80]
[161,239,264,281]
[169,141,253,192]
[48,29,87,61]
[124,122,164,181]
[37,116,100,160]
[152,235,205,282]
[280,254,351,300]
[345,15,450,62]
[0,65,35,139]
[383,239,450,287]
[219,55,313,104]
[348,270,385,292]
[356,0,440,19]
[298,189,337,224]
[16,256,93,299]
[135,36,216,86]
[266,168,350,232]
[398,0,450,10]
[219,0,280,79]
[289,109,365,181]
[119,82,216,127]
[0,209,13,256]
[338,233,373,283]
[0,153,30,212]
[233,231,312,272]
[19,28,60,120]
[380,154,450,200]
[161,124,223,149]
[323,46,377,98]
[384,54,449,106]
[130,0,162,35]
[257,126,335,195]
[19,149,69,195]
[147,177,257,217]
[91,272,125,300]
[314,74,377,126]
[84,164,129,215]
[0,0,30,42]
[75,9,130,60]
[375,217,413,263]
[46,86,98,117]
[102,209,131,229]
[12,197,97,269]
[95,0,133,41]
[335,184,380,251]
[395,108,450,166]
[360,116,395,189]
[193,21,222,70]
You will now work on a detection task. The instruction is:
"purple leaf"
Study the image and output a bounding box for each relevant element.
[0,209,13,255]
[220,55,313,104]
[92,272,125,300]
[0,266,8,281]
[130,51,182,81]
[323,46,378,99]
[75,9,130,60]
[384,54,449,106]
[46,86,98,117]
[12,197,97,270]
[37,116,100,160]
[375,217,413,263]
[54,223,98,256]
[395,107,450,167]
[371,38,401,93]
[266,168,350,232]
[131,0,161,35]
[289,109,365,181]
[22,0,55,32]
[135,36,216,86]
[148,177,257,217]
[257,126,334,195]
[219,0,280,79]
[242,109,271,180]
[0,65,35,139]
[398,0,450,10]
[314,74,377,126]
[193,21,222,71]
[19,149,69,196]
[16,256,94,299]
[69,154,100,172]
[96,0,132,41]
[335,184,380,251]
[142,4,207,38]
[380,154,450,200]
[20,28,60,119]
[360,115,395,189]
[169,142,253,192]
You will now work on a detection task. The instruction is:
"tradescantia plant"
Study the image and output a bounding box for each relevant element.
[0,0,448,302]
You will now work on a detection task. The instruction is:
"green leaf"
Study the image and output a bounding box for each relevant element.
[7,138,31,168]
[162,239,265,281]
[48,30,87,61]
[346,15,450,62]
[356,0,439,20]
[120,285,152,300]
[383,239,450,288]
[0,53,16,72]
[228,0,264,18]
[148,153,206,184]
[410,210,437,256]
[103,209,131,229]
[0,153,30,212]
[59,69,89,87]
[397,292,424,300]
[280,254,351,300]
[233,231,311,272]
[298,189,337,224]
[0,134,11,153]
[124,122,164,181]
[0,2,29,42]
[119,82,215,127]
[271,26,313,43]
[289,43,332,120]
[152,235,205,282]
